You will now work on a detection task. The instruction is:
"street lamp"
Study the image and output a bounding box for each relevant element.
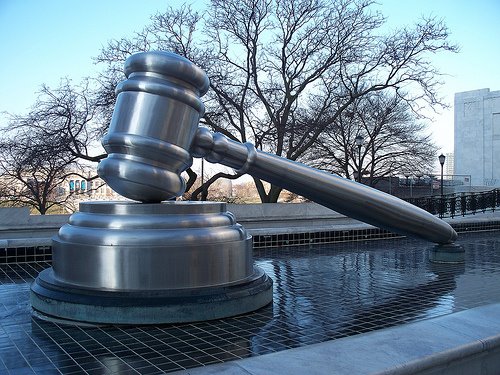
[438,153,446,196]
[355,135,364,183]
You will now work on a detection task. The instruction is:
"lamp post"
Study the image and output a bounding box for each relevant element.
[355,135,364,183]
[439,154,445,196]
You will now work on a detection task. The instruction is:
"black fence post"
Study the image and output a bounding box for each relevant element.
[469,193,477,214]
[428,197,436,215]
[478,192,487,213]
[450,196,456,218]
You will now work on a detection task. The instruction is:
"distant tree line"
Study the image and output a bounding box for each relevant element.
[0,0,457,213]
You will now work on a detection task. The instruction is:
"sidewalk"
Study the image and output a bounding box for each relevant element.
[170,303,500,375]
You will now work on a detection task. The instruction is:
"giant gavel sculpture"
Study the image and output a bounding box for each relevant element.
[30,51,457,325]
[99,51,456,245]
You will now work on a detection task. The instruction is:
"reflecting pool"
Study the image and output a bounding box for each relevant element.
[1,231,500,373]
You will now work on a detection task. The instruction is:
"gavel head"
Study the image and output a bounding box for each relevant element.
[97,51,209,202]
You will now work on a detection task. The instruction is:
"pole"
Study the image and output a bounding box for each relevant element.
[358,144,362,183]
[438,154,446,197]
[440,165,444,196]
[201,158,205,186]
[201,158,206,200]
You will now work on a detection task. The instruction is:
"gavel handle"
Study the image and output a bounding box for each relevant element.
[192,128,457,244]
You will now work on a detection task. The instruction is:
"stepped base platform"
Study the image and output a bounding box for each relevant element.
[29,201,273,324]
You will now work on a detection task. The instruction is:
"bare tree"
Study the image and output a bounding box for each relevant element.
[0,130,88,214]
[6,79,105,163]
[96,0,458,202]
[307,92,436,186]
[0,80,105,213]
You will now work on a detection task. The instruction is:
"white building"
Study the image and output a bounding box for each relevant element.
[454,88,500,187]
[444,152,454,176]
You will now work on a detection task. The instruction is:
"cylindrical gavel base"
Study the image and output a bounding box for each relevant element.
[30,201,273,325]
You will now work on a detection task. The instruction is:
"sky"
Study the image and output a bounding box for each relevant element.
[1,0,499,160]
[377,0,500,156]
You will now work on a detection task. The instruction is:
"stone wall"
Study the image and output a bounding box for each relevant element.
[0,203,357,243]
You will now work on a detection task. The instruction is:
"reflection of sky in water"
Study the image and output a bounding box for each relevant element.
[251,236,476,352]
[420,294,456,319]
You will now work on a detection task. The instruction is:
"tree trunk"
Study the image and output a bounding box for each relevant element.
[253,177,283,203]
[267,184,282,203]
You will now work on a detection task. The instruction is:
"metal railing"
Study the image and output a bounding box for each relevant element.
[406,189,500,218]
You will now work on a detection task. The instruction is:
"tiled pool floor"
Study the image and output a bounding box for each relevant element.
[1,231,500,374]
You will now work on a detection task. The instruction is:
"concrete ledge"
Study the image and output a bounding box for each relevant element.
[228,203,360,232]
[0,207,68,241]
[227,203,344,221]
[246,222,374,236]
[0,238,52,248]
[446,211,500,225]
[1,204,500,247]
[171,303,500,375]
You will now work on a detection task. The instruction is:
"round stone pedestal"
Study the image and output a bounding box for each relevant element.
[30,201,273,324]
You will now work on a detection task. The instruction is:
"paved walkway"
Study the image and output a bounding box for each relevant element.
[170,303,500,375]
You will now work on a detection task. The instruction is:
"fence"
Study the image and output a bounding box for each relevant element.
[406,189,500,218]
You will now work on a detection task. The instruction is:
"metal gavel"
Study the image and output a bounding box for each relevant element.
[97,51,457,244]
